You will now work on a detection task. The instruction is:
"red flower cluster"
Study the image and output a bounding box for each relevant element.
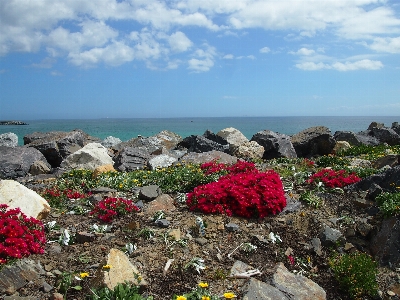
[187,161,286,218]
[307,168,361,188]
[0,204,46,264]
[201,160,258,176]
[89,197,140,223]
[43,188,91,200]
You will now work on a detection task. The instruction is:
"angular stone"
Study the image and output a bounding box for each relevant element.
[319,226,343,247]
[101,136,122,148]
[230,260,255,277]
[0,132,18,147]
[75,231,96,243]
[373,154,399,169]
[333,141,351,154]
[272,262,326,300]
[0,259,45,295]
[225,223,240,232]
[139,185,161,201]
[0,180,50,220]
[311,238,322,256]
[251,130,297,159]
[29,160,51,175]
[113,147,151,171]
[147,154,177,170]
[145,194,176,216]
[177,135,229,153]
[155,219,170,228]
[180,150,237,165]
[60,143,113,171]
[242,277,288,300]
[217,127,249,150]
[291,126,335,157]
[232,141,265,160]
[90,248,147,291]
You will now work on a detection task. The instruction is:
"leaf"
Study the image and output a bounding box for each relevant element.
[72,285,82,290]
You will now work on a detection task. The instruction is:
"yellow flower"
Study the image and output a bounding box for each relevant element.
[176,296,187,300]
[223,292,236,299]
[198,282,209,288]
[80,272,89,279]
[201,296,210,300]
[103,264,112,270]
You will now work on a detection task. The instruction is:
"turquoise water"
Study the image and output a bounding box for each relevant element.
[0,116,399,146]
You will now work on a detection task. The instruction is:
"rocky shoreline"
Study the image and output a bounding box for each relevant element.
[0,121,400,299]
[0,120,28,125]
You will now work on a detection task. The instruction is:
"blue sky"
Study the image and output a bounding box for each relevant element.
[0,0,400,119]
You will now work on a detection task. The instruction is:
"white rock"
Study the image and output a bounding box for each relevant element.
[0,180,50,219]
[147,154,177,170]
[217,127,249,150]
[0,132,18,147]
[60,143,113,170]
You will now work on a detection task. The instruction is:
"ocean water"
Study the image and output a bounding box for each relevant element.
[1,116,399,146]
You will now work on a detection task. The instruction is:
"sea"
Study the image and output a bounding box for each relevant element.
[1,116,399,146]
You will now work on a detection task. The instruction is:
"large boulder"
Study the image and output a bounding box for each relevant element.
[334,131,379,146]
[217,127,249,151]
[291,126,335,157]
[147,154,177,170]
[0,132,18,147]
[0,146,51,179]
[113,147,151,171]
[112,130,182,154]
[60,143,113,171]
[232,141,265,160]
[392,122,400,135]
[24,130,100,168]
[369,127,400,145]
[179,150,237,165]
[101,136,122,148]
[251,130,297,159]
[177,135,229,153]
[0,180,50,220]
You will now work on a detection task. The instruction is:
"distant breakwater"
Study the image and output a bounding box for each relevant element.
[0,121,28,125]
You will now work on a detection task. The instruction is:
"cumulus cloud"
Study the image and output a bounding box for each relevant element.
[168,31,193,53]
[188,44,216,72]
[296,59,383,71]
[223,54,234,59]
[260,47,270,53]
[289,48,315,56]
[368,37,400,53]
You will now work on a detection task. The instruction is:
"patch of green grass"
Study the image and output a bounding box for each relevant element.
[337,144,400,161]
[376,192,400,218]
[87,281,153,300]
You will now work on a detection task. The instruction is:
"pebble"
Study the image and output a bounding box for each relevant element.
[387,290,396,296]
[225,223,239,232]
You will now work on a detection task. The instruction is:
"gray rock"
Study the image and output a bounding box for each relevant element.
[225,223,240,232]
[177,135,229,153]
[0,146,51,179]
[139,185,161,201]
[356,219,373,237]
[29,160,51,175]
[392,122,400,135]
[251,130,297,159]
[147,154,177,170]
[113,147,151,171]
[368,122,385,130]
[180,150,237,165]
[60,143,113,170]
[203,130,229,146]
[272,262,326,300]
[372,154,399,169]
[75,231,96,243]
[155,219,170,228]
[334,131,380,146]
[242,277,288,300]
[0,259,45,295]
[42,281,54,292]
[24,130,100,167]
[291,126,335,157]
[319,226,343,247]
[0,132,18,147]
[101,136,122,148]
[311,238,322,256]
[232,141,265,160]
[370,127,400,145]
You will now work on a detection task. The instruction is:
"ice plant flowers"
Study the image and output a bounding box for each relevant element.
[223,292,236,299]
[198,282,209,288]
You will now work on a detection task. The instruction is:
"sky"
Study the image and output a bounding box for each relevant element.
[0,0,400,119]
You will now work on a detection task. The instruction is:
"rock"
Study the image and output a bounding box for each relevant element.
[101,136,122,148]
[372,154,399,169]
[0,180,50,220]
[334,131,379,146]
[177,135,229,153]
[370,127,400,145]
[29,160,51,175]
[147,154,177,170]
[291,126,335,157]
[139,185,162,201]
[232,140,265,160]
[217,127,249,151]
[0,132,18,147]
[92,164,116,178]
[370,216,400,266]
[179,150,237,165]
[333,141,351,154]
[24,130,100,167]
[90,248,147,291]
[392,122,400,135]
[60,143,113,170]
[225,223,240,232]
[203,130,230,146]
[349,158,372,168]
[155,219,170,228]
[75,231,96,243]
[0,146,51,179]
[49,293,64,300]
[368,122,385,130]
[251,130,297,159]
[113,147,151,171]
[319,226,343,247]
[311,238,323,256]
[242,277,288,300]
[145,194,176,216]
[0,259,45,295]
[271,262,326,300]
[356,219,373,237]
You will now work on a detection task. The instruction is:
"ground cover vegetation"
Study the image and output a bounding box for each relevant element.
[2,143,400,299]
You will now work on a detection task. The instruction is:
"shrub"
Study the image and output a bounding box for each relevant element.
[376,192,400,218]
[187,161,286,218]
[329,252,378,299]
[0,204,46,264]
[89,197,140,223]
[307,169,361,188]
[316,155,351,168]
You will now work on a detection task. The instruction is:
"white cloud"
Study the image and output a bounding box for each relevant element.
[168,31,193,53]
[368,37,400,53]
[188,44,216,72]
[260,47,270,53]
[289,48,315,56]
[223,54,234,59]
[296,59,383,71]
[32,57,56,68]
